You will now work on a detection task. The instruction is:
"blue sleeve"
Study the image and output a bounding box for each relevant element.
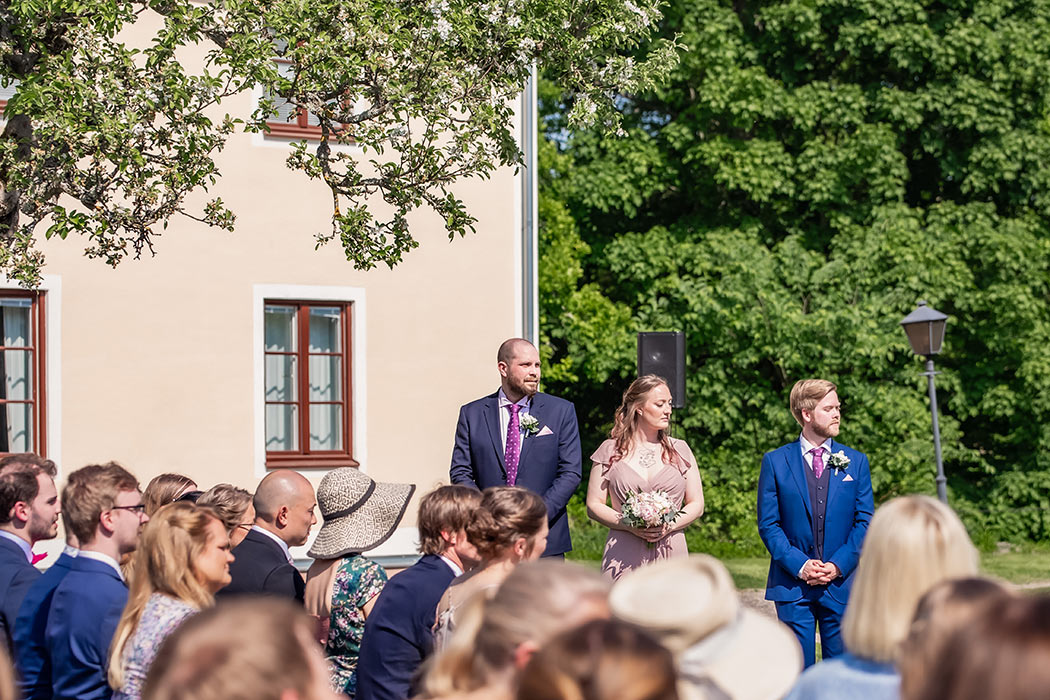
[757,452,810,578]
[449,405,480,489]
[540,402,582,520]
[826,453,874,578]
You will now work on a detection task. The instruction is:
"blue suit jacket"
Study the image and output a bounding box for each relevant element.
[757,440,874,611]
[450,391,582,556]
[46,556,128,700]
[355,554,456,700]
[14,551,76,700]
[0,536,40,655]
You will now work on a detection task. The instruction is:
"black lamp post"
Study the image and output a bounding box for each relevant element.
[900,301,949,504]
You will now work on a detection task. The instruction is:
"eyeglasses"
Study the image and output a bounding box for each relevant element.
[235,523,253,532]
[111,504,147,514]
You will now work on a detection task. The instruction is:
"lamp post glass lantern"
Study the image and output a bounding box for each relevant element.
[900,300,949,504]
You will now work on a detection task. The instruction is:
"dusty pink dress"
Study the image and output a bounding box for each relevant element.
[591,438,697,580]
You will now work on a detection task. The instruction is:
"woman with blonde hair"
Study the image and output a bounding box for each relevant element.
[108,502,235,700]
[784,495,978,700]
[419,560,611,700]
[196,483,255,548]
[141,474,198,516]
[433,486,548,648]
[586,375,704,579]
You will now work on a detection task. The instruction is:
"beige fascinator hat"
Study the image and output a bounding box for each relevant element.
[609,554,802,700]
[307,467,415,559]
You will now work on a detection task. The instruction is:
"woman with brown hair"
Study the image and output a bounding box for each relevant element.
[196,483,255,548]
[585,375,704,579]
[433,486,548,649]
[141,474,198,516]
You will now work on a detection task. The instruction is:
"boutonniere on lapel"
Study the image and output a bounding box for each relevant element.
[828,450,850,475]
[519,413,540,437]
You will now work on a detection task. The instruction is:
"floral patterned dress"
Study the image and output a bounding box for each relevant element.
[325,555,388,696]
[113,594,197,700]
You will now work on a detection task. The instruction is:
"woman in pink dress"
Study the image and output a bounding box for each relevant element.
[586,374,704,580]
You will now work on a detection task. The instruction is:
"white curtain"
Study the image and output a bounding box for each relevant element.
[264,305,297,451]
[1,299,32,452]
[308,308,342,451]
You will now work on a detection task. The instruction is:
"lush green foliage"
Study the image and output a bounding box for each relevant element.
[541,0,1050,552]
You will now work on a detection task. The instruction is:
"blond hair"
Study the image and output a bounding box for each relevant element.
[196,484,253,535]
[609,375,674,464]
[842,496,977,662]
[109,503,221,690]
[788,379,837,426]
[420,560,610,697]
[62,463,140,545]
[143,473,197,516]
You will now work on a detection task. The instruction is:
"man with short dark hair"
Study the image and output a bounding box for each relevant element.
[0,454,59,654]
[355,485,482,700]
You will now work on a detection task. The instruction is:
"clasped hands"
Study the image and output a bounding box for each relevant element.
[634,524,671,543]
[801,559,839,585]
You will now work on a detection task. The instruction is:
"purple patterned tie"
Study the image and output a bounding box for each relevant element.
[810,447,825,479]
[505,404,521,485]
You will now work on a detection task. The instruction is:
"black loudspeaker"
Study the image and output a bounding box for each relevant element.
[637,332,686,409]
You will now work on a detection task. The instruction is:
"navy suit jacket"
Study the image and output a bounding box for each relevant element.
[757,440,874,612]
[355,554,456,700]
[217,528,305,603]
[46,556,128,700]
[14,551,76,700]
[450,391,582,556]
[0,535,40,655]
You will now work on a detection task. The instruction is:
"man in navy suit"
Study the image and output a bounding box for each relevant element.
[0,454,60,655]
[46,462,146,700]
[355,485,482,700]
[450,338,582,557]
[217,470,316,603]
[758,379,874,667]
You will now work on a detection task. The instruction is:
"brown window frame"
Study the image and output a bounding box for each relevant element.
[264,300,356,469]
[0,290,46,457]
[264,58,325,140]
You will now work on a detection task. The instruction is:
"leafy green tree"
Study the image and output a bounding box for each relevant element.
[542,0,1050,552]
[0,0,678,286]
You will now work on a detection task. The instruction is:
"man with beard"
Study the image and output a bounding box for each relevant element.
[758,379,874,667]
[450,338,581,557]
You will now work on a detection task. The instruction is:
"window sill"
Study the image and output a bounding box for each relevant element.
[265,454,360,470]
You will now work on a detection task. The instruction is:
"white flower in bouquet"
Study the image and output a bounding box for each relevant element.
[620,490,683,548]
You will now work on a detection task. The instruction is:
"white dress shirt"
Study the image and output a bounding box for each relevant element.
[800,434,832,470]
[439,554,464,577]
[497,388,533,453]
[78,550,125,581]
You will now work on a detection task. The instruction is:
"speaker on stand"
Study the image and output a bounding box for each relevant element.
[637,331,686,437]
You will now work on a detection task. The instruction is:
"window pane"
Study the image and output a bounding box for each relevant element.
[265,354,297,402]
[308,355,341,401]
[0,300,31,347]
[1,402,31,453]
[2,350,31,401]
[265,404,298,451]
[309,404,342,451]
[264,305,296,352]
[309,307,341,353]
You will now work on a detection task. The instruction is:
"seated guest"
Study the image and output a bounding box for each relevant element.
[142,475,198,517]
[518,619,678,700]
[611,554,801,700]
[141,598,340,700]
[304,468,414,697]
[419,560,611,700]
[218,470,316,603]
[898,577,1011,700]
[355,485,482,700]
[784,495,978,700]
[108,503,234,700]
[47,462,147,700]
[0,454,59,654]
[196,484,255,548]
[433,486,548,649]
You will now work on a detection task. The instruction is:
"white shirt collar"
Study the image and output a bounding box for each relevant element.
[62,545,79,558]
[497,388,531,409]
[78,550,124,581]
[439,554,464,577]
[0,529,32,562]
[251,525,294,565]
[800,434,832,455]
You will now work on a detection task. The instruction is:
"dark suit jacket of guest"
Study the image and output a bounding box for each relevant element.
[14,551,76,700]
[354,554,456,700]
[46,556,128,700]
[0,535,40,654]
[217,528,305,603]
[450,390,582,556]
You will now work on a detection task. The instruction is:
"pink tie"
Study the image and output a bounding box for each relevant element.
[810,447,825,479]
[505,404,521,485]
[31,552,47,565]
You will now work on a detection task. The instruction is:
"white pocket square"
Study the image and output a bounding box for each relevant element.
[842,474,854,482]
[537,426,554,437]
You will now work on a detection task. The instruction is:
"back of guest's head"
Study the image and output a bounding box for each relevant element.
[417,484,484,556]
[421,560,611,697]
[196,484,253,535]
[62,462,140,545]
[143,473,198,516]
[842,495,977,662]
[0,452,57,525]
[789,379,837,426]
[467,486,547,560]
[906,594,1050,700]
[143,597,335,700]
[518,619,678,700]
[0,452,57,477]
[898,577,1011,700]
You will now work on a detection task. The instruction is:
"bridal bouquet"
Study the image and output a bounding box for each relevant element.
[620,490,683,548]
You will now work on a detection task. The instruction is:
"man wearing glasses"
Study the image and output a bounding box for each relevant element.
[45,462,147,700]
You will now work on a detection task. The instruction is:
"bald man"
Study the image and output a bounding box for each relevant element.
[217,470,317,603]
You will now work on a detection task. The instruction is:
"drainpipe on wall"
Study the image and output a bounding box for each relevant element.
[520,63,539,345]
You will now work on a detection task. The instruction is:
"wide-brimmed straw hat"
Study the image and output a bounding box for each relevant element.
[307,468,415,559]
[610,554,802,700]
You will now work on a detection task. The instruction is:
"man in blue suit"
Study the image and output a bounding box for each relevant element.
[757,379,874,667]
[46,463,147,700]
[450,338,582,557]
[355,485,482,700]
[0,454,60,655]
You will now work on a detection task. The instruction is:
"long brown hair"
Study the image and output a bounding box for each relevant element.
[609,375,674,464]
